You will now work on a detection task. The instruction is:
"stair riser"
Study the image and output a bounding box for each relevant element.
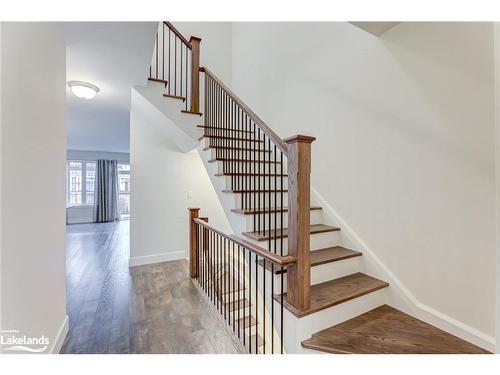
[209,148,283,162]
[240,209,323,229]
[241,230,343,253]
[274,256,363,293]
[214,161,286,175]
[221,289,246,303]
[222,176,289,190]
[231,192,289,208]
[201,137,269,149]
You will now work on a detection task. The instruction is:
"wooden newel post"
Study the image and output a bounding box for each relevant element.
[284,135,316,311]
[189,36,201,113]
[188,208,200,278]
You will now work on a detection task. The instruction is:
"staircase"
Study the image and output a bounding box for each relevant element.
[145,21,490,354]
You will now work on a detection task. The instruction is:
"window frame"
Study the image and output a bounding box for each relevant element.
[66,160,96,208]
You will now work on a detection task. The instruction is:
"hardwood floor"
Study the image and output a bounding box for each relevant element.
[301,305,490,354]
[60,221,240,354]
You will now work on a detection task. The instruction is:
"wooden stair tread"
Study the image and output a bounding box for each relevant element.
[208,158,280,164]
[243,224,340,242]
[182,110,202,116]
[203,146,271,153]
[259,246,361,274]
[274,273,388,318]
[215,172,288,177]
[197,125,254,134]
[225,298,250,312]
[301,305,490,354]
[199,135,263,142]
[148,77,168,85]
[163,93,185,101]
[238,315,257,328]
[232,206,321,215]
[222,189,288,194]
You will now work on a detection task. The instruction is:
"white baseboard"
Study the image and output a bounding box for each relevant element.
[129,250,186,267]
[311,187,496,352]
[50,315,69,354]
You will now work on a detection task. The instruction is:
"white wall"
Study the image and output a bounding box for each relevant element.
[494,22,500,353]
[129,93,231,267]
[0,22,67,353]
[175,22,232,84]
[232,22,496,339]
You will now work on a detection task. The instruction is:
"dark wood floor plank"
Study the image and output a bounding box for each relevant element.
[301,305,490,354]
[274,273,389,318]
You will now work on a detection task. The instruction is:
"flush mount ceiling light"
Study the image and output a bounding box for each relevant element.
[67,81,100,99]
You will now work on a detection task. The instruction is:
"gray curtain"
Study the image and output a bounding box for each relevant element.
[93,160,120,223]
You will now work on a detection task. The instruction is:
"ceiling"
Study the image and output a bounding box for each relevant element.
[349,22,401,36]
[62,22,157,153]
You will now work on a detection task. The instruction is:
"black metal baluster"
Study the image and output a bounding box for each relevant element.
[168,28,171,95]
[237,239,241,338]
[174,36,177,96]
[232,240,236,331]
[185,46,188,111]
[248,251,252,354]
[162,24,164,81]
[255,253,258,354]
[243,246,246,347]
[180,43,183,101]
[221,238,228,321]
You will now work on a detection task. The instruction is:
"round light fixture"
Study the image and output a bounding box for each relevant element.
[67,81,100,99]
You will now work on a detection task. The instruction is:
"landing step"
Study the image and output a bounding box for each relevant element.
[197,125,254,134]
[232,206,321,215]
[243,224,340,242]
[209,158,281,164]
[274,273,388,318]
[199,135,263,142]
[215,172,288,177]
[182,110,202,116]
[163,93,185,101]
[259,246,361,274]
[223,189,288,194]
[203,146,271,153]
[148,77,168,85]
[301,305,490,354]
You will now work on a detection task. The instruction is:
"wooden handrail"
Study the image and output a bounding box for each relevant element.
[192,218,296,267]
[200,67,288,155]
[163,21,192,49]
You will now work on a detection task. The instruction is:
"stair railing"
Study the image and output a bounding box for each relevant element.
[200,67,315,312]
[147,21,316,350]
[189,208,296,353]
[149,22,201,113]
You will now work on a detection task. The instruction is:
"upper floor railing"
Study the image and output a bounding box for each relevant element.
[149,22,201,113]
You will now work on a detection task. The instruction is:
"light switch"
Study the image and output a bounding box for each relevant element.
[187,190,193,199]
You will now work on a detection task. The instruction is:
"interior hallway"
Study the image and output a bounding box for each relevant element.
[60,220,240,353]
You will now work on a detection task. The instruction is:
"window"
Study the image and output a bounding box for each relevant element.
[67,160,96,207]
[118,163,130,218]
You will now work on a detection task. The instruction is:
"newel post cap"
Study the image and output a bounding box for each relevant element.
[189,36,202,43]
[283,134,316,144]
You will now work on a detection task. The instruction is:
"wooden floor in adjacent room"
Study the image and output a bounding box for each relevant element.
[60,221,240,354]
